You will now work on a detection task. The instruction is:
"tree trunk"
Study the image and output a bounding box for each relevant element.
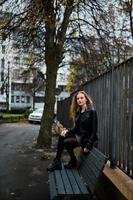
[37,58,58,148]
[36,1,73,148]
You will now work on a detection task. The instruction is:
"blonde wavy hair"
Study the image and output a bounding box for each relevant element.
[70,90,93,123]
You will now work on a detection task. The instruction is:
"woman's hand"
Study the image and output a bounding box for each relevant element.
[60,128,68,137]
[83,147,90,153]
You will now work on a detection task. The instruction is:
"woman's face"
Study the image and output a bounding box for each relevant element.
[76,92,87,107]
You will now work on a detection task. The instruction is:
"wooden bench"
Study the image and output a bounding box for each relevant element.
[48,147,107,200]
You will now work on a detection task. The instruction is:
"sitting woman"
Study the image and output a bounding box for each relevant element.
[47,90,98,171]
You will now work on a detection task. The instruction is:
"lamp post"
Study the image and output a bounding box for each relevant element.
[7,61,11,111]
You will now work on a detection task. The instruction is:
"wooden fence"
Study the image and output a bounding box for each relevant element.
[57,57,133,178]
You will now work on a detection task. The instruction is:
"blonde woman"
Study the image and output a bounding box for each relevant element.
[47,90,98,171]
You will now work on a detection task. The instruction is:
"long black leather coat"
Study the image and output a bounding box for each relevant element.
[69,107,98,149]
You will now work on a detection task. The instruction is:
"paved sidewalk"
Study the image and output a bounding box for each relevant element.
[0,122,55,200]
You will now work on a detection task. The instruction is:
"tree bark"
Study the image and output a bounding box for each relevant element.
[37,45,61,147]
[37,64,57,147]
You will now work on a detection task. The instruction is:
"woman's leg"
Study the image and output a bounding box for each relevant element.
[47,135,66,171]
[55,134,79,160]
[64,136,79,159]
[63,136,79,168]
[47,134,79,171]
[55,135,65,160]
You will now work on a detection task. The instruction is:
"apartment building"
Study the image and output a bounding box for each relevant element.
[0,32,70,111]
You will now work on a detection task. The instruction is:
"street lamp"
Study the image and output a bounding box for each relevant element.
[7,61,11,111]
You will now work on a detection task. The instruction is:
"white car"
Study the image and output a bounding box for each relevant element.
[28,108,44,123]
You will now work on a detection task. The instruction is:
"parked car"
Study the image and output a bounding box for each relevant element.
[28,108,43,123]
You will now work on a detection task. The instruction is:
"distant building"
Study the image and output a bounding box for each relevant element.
[0,27,70,111]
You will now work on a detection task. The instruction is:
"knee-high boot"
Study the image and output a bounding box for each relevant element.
[47,136,64,171]
[64,146,77,169]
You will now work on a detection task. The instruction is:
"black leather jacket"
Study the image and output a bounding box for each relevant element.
[69,107,98,150]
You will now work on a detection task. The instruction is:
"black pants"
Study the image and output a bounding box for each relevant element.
[55,133,79,161]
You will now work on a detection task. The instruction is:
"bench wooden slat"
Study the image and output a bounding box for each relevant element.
[88,154,106,169]
[55,170,66,195]
[79,152,107,171]
[65,169,81,194]
[60,169,73,194]
[80,163,98,194]
[80,158,104,179]
[49,172,57,200]
[78,148,107,194]
[92,147,107,160]
[71,169,90,194]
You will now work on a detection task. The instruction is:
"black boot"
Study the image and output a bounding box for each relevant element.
[47,159,62,172]
[64,157,77,169]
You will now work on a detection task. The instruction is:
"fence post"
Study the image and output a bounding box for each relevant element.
[109,65,117,168]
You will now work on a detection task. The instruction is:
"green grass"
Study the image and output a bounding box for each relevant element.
[0,114,24,118]
[0,113,25,123]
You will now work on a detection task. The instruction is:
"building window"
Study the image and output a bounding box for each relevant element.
[12,69,20,80]
[11,96,14,103]
[21,96,25,103]
[16,96,20,103]
[26,96,30,103]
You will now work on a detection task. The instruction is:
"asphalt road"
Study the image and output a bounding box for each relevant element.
[0,122,52,200]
